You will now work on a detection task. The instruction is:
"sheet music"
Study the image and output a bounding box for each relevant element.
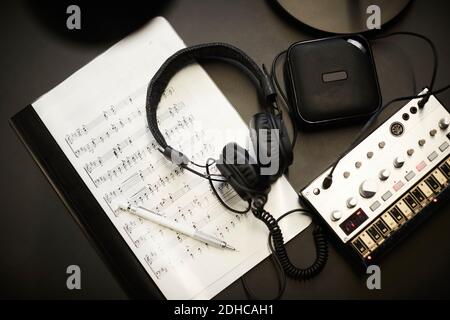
[32,17,311,299]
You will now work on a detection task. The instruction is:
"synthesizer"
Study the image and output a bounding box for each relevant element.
[300,91,450,266]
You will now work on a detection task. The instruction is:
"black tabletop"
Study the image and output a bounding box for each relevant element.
[1,0,450,299]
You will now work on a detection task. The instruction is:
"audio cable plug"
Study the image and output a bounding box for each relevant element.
[322,174,333,189]
[251,194,268,212]
[418,92,430,109]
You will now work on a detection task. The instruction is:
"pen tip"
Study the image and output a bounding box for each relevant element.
[226,244,236,251]
[116,202,127,211]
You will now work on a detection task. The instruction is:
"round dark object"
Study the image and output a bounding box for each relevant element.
[274,0,411,34]
[390,122,405,136]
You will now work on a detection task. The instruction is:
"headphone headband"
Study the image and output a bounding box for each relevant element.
[145,43,277,163]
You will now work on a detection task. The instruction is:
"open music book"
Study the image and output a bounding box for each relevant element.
[32,17,311,299]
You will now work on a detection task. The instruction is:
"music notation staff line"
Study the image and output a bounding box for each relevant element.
[72,109,143,157]
[103,161,176,205]
[84,141,156,174]
[81,125,149,172]
[64,86,175,146]
[91,144,158,187]
[126,144,214,204]
[88,128,207,188]
[72,102,186,158]
[161,114,194,141]
[64,86,145,145]
[123,180,230,239]
[81,113,194,179]
[96,134,206,187]
[100,131,213,202]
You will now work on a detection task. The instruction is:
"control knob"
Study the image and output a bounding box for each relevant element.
[346,197,358,209]
[331,210,342,221]
[439,117,449,130]
[379,169,390,181]
[359,179,378,198]
[393,156,405,168]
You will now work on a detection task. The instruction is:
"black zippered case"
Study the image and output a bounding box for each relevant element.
[285,35,381,128]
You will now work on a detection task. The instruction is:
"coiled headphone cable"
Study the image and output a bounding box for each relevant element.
[241,197,328,300]
[252,204,328,281]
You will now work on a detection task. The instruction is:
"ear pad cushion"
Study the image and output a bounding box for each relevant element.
[250,112,273,159]
[216,143,269,201]
[250,112,293,180]
[273,113,294,168]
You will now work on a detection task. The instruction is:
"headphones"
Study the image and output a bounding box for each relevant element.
[146,43,329,288]
[146,43,293,204]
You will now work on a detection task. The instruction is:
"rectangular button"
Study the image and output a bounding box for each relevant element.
[411,188,426,204]
[396,199,413,219]
[440,142,449,152]
[382,191,393,201]
[374,219,390,236]
[393,181,404,191]
[370,201,381,211]
[426,175,441,191]
[382,213,398,230]
[440,163,450,178]
[428,151,438,161]
[404,194,419,212]
[432,169,448,185]
[367,226,383,243]
[359,231,377,251]
[416,161,427,172]
[405,171,416,181]
[389,206,405,223]
[352,238,368,256]
[418,181,434,197]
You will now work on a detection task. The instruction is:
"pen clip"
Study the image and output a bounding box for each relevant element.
[137,205,162,216]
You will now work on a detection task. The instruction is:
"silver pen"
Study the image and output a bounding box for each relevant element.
[118,203,236,251]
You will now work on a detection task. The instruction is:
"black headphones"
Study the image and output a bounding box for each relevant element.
[146,43,293,203]
[146,43,328,289]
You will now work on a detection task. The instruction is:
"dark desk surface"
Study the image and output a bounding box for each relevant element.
[1,0,450,299]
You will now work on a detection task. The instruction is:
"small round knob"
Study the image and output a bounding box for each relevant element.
[359,179,378,198]
[430,129,437,137]
[346,197,357,209]
[407,148,415,156]
[418,139,426,147]
[393,156,405,168]
[439,117,449,130]
[331,210,342,221]
[379,169,391,181]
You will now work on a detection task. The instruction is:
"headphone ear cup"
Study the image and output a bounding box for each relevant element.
[216,143,268,201]
[274,113,294,168]
[250,112,272,161]
[250,112,292,180]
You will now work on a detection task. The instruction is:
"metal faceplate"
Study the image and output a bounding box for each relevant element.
[301,91,450,243]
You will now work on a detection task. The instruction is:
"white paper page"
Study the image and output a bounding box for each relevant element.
[32,17,311,300]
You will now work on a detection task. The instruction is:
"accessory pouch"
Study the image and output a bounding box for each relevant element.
[285,35,381,127]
